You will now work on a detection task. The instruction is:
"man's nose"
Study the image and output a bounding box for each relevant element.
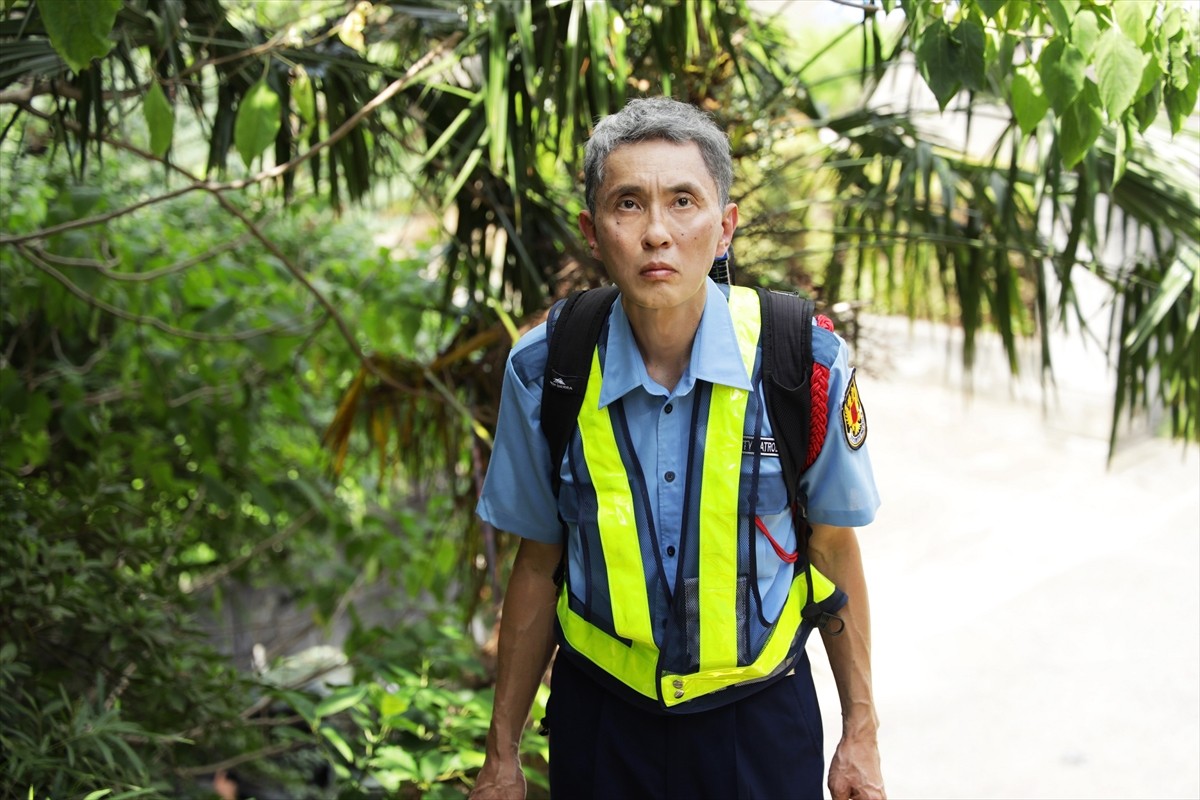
[641,209,671,249]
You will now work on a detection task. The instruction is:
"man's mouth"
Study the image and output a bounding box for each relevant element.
[641,262,675,277]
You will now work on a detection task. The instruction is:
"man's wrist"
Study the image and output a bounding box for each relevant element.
[841,707,880,740]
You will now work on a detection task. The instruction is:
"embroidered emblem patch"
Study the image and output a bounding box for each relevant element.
[841,368,867,450]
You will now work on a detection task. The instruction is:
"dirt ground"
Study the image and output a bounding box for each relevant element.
[809,313,1200,799]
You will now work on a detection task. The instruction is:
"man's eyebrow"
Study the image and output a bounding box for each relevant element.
[603,181,706,199]
[667,181,705,195]
[604,182,644,199]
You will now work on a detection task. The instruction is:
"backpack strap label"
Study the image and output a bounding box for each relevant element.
[741,436,780,457]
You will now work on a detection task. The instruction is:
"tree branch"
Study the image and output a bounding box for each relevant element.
[26,230,258,282]
[0,182,197,245]
[4,32,482,419]
[828,0,881,13]
[173,739,309,778]
[16,244,313,343]
[0,32,463,247]
[184,508,319,595]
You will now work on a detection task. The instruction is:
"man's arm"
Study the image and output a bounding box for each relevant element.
[470,537,563,800]
[808,523,886,800]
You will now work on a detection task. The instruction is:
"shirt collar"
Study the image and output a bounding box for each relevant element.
[599,278,753,407]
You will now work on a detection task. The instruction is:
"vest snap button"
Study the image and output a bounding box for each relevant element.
[674,689,685,699]
[672,679,683,688]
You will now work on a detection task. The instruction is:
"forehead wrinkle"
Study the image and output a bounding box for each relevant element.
[601,179,712,203]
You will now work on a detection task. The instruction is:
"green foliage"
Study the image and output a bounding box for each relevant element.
[0,1,1196,795]
[262,632,550,799]
[916,17,986,109]
[235,78,283,169]
[33,0,121,73]
[0,143,504,795]
[143,82,174,158]
[0,468,238,796]
[897,0,1200,167]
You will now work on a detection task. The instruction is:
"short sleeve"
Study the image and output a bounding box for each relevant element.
[799,332,881,527]
[475,324,565,543]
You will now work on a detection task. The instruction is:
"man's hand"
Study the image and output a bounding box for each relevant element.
[469,538,561,800]
[828,732,886,800]
[809,525,885,800]
[469,755,527,800]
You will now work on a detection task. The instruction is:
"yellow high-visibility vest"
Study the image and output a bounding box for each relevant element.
[556,286,843,710]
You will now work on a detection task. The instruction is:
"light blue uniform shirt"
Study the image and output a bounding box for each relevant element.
[478,279,880,619]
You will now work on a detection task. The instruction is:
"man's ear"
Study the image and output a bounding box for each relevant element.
[716,203,739,257]
[579,210,599,256]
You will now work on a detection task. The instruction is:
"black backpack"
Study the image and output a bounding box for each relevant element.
[538,284,843,632]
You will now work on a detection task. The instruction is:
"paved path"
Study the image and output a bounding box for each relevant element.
[810,315,1200,799]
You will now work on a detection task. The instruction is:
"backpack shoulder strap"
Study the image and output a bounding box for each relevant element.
[756,288,848,632]
[755,287,816,512]
[541,286,620,497]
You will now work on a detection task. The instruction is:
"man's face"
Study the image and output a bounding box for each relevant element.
[580,140,737,316]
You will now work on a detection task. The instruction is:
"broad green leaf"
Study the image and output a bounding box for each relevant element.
[278,689,316,724]
[314,684,368,719]
[1133,83,1161,131]
[1002,0,1027,30]
[379,691,410,719]
[319,724,354,763]
[1114,0,1147,46]
[1070,10,1100,59]
[372,745,418,776]
[35,0,121,73]
[144,81,175,158]
[1162,5,1183,41]
[1165,68,1198,133]
[1011,66,1049,135]
[1058,90,1103,168]
[1096,27,1146,119]
[976,0,1005,20]
[234,78,282,169]
[293,67,315,129]
[338,2,368,52]
[1039,39,1086,114]
[1136,48,1164,100]
[1042,0,1079,34]
[916,19,961,110]
[956,19,987,92]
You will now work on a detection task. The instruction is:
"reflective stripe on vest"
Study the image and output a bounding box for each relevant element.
[557,286,842,708]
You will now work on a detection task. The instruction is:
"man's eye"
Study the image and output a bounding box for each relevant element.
[619,199,638,209]
[676,196,692,207]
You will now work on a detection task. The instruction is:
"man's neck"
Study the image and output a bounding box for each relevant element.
[622,297,706,393]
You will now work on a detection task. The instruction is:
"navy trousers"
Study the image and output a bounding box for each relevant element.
[546,653,826,799]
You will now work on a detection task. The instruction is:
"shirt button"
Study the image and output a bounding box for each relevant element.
[664,403,674,414]
[664,471,675,482]
[666,545,676,557]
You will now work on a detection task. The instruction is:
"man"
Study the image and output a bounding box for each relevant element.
[472,97,884,800]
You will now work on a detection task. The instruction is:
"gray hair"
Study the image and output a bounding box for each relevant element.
[583,97,733,214]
